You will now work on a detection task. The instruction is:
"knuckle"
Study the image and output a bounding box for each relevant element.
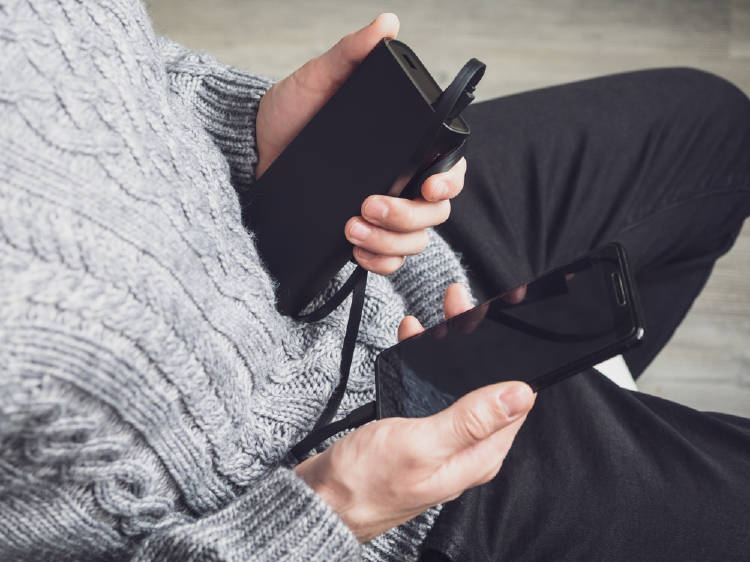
[377,261,399,275]
[366,260,388,274]
[337,33,355,52]
[398,200,415,228]
[372,234,395,256]
[455,405,492,443]
[400,445,424,472]
[368,255,401,275]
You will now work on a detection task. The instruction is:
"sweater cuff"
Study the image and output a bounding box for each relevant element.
[387,228,473,329]
[158,36,276,194]
[135,467,360,561]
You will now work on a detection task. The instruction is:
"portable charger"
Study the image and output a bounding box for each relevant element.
[241,38,478,316]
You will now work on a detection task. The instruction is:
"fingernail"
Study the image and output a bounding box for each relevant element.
[498,384,533,420]
[364,198,388,220]
[349,220,372,242]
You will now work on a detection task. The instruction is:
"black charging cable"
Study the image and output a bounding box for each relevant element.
[298,266,368,433]
[287,401,376,465]
[441,58,485,121]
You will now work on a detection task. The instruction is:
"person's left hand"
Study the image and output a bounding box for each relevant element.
[255,13,466,275]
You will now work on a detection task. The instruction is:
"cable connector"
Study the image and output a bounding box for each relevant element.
[439,58,486,122]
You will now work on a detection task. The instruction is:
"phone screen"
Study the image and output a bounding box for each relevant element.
[376,244,643,419]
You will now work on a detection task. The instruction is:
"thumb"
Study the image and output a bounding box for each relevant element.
[428,381,535,456]
[318,13,400,86]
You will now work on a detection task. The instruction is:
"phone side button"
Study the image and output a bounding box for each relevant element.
[611,272,627,306]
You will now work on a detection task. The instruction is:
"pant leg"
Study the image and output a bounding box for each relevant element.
[425,68,750,560]
[436,67,750,377]
[423,371,750,561]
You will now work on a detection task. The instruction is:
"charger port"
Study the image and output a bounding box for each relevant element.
[402,54,417,70]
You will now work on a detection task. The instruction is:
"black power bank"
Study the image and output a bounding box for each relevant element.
[241,38,474,315]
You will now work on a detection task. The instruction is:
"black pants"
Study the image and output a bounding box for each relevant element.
[423,68,750,561]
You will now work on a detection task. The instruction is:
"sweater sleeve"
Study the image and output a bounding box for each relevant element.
[387,228,474,329]
[156,36,276,195]
[134,468,359,561]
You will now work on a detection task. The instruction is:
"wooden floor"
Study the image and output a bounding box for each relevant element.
[147,0,750,416]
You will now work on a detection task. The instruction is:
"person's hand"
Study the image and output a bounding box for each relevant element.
[295,283,536,542]
[255,14,466,275]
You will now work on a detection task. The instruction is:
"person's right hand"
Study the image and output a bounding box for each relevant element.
[295,284,536,542]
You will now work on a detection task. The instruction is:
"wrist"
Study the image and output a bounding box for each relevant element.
[295,453,363,539]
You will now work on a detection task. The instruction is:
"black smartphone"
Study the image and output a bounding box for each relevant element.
[375,243,645,419]
[241,38,476,316]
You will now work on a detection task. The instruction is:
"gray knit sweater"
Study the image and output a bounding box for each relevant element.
[0,1,470,560]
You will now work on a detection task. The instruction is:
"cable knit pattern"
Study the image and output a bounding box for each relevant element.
[0,1,470,560]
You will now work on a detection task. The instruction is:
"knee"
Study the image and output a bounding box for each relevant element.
[633,67,750,191]
[659,67,750,139]
[676,67,749,107]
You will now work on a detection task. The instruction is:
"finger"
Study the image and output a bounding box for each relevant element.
[317,13,399,88]
[421,157,467,202]
[453,302,489,335]
[425,381,535,456]
[432,323,448,340]
[398,315,424,342]
[460,414,529,488]
[501,284,528,304]
[346,217,428,256]
[362,196,450,232]
[353,246,406,275]
[443,283,474,319]
[425,413,530,501]
[444,283,487,335]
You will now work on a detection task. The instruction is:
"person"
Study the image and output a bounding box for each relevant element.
[0,3,748,561]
